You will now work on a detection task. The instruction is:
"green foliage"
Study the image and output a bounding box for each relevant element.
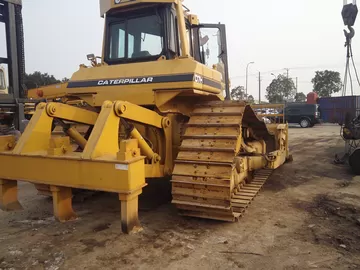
[311,70,342,97]
[266,75,296,103]
[247,95,255,104]
[230,86,256,103]
[295,92,307,102]
[24,71,60,90]
[230,86,246,100]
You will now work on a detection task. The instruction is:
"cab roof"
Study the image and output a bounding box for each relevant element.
[3,0,22,5]
[100,0,178,17]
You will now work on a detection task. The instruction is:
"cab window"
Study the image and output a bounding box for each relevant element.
[108,13,164,61]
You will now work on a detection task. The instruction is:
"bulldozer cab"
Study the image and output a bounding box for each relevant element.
[101,0,230,97]
[29,1,231,104]
[104,7,166,63]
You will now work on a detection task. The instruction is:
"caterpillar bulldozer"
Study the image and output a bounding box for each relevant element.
[0,0,290,233]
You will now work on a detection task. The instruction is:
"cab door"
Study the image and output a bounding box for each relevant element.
[192,24,230,99]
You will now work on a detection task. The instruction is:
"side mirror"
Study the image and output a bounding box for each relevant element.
[87,54,95,61]
[200,35,209,46]
[86,54,101,67]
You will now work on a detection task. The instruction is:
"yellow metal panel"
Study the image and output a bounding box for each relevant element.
[0,136,15,152]
[181,138,237,149]
[82,101,120,159]
[50,186,77,222]
[188,14,199,25]
[172,175,230,187]
[247,156,266,172]
[0,154,146,193]
[46,103,98,125]
[12,104,53,154]
[145,164,164,178]
[0,180,22,211]
[27,83,68,99]
[184,126,240,136]
[176,2,189,57]
[173,163,232,178]
[188,115,241,125]
[92,86,155,106]
[172,184,230,200]
[48,137,71,156]
[177,151,235,163]
[29,58,224,110]
[65,59,222,107]
[119,189,142,233]
[115,101,163,128]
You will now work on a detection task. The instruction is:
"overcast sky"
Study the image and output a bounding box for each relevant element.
[1,0,358,100]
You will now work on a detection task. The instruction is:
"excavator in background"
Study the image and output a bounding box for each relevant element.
[0,0,290,233]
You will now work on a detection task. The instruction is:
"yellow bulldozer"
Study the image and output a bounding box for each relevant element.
[0,0,290,233]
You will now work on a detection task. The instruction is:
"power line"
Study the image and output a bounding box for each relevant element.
[258,71,262,104]
[284,68,290,79]
[230,63,355,80]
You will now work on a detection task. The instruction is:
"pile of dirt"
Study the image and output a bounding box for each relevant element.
[295,195,360,252]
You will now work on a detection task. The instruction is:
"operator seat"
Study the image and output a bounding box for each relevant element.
[132,51,151,58]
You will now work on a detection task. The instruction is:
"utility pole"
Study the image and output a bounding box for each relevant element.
[245,62,255,99]
[258,72,262,104]
[284,68,290,102]
[285,68,290,79]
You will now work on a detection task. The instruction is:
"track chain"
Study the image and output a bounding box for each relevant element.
[171,101,273,221]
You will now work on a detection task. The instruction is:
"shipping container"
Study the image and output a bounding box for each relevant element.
[307,92,318,104]
[318,96,360,124]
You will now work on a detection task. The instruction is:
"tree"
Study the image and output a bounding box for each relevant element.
[266,75,296,103]
[61,77,70,83]
[230,86,246,100]
[24,71,60,90]
[311,70,342,97]
[247,95,255,104]
[295,92,306,102]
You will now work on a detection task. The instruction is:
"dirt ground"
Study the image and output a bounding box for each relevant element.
[1,124,360,270]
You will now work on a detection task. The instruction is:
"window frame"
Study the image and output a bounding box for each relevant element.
[175,18,193,57]
[108,20,127,60]
[104,6,170,65]
[0,69,5,90]
[168,12,177,55]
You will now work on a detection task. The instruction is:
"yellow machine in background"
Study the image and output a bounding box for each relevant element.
[0,0,290,233]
